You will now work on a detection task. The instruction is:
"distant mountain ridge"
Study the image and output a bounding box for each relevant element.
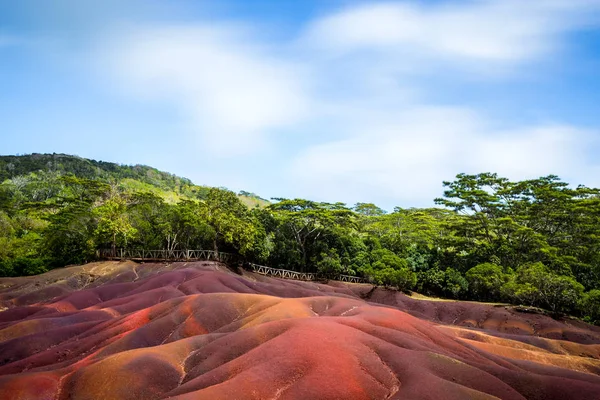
[0,153,192,190]
[0,153,269,206]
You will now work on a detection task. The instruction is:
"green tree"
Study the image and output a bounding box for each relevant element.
[94,196,137,254]
[444,268,469,299]
[581,290,600,325]
[127,192,172,249]
[268,199,354,272]
[512,262,585,314]
[360,249,416,290]
[200,188,260,256]
[466,263,508,301]
[316,249,343,277]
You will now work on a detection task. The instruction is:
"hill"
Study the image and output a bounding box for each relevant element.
[1,261,599,399]
[0,153,192,191]
[0,153,268,205]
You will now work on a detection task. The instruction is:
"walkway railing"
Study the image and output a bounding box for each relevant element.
[338,274,365,284]
[97,248,234,264]
[249,264,317,281]
[98,249,366,284]
[247,264,365,283]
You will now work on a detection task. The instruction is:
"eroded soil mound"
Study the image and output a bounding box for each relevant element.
[1,261,600,399]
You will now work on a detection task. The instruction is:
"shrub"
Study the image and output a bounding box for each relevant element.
[444,268,469,299]
[466,263,507,301]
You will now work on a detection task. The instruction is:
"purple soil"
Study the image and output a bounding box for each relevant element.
[0,261,599,399]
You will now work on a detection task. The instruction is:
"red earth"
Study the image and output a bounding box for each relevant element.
[1,261,600,399]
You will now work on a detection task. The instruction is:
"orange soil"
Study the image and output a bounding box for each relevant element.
[0,261,599,399]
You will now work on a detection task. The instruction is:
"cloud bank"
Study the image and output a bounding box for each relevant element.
[91,0,600,207]
[100,25,310,156]
[304,0,599,64]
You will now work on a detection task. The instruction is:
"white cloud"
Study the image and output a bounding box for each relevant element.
[95,0,600,160]
[289,107,596,207]
[284,0,600,207]
[88,0,600,206]
[99,24,310,155]
[303,0,600,65]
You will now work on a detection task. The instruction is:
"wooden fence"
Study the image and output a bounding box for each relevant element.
[97,248,234,264]
[249,264,317,281]
[98,249,366,284]
[248,264,365,283]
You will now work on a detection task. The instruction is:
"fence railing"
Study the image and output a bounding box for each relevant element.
[249,264,317,281]
[97,248,234,264]
[247,264,365,283]
[97,248,366,284]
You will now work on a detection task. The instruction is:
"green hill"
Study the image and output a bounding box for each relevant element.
[0,153,191,189]
[0,153,268,206]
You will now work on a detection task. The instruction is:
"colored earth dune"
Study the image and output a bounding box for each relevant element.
[1,261,600,399]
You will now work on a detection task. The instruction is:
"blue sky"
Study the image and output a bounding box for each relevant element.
[1,0,600,210]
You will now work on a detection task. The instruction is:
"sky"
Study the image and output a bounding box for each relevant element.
[1,0,600,210]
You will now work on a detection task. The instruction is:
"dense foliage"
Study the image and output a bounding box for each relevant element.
[2,155,600,323]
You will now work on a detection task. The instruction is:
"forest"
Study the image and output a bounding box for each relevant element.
[2,153,600,324]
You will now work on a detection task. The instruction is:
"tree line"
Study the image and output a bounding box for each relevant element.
[2,159,600,324]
